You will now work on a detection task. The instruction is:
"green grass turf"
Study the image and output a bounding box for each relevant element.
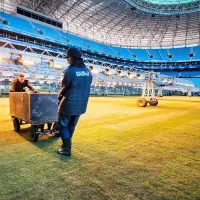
[0,96,200,200]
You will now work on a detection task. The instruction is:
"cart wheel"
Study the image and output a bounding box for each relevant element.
[30,126,39,142]
[149,98,158,106]
[53,122,60,137]
[137,98,147,107]
[47,123,52,130]
[12,117,20,132]
[40,124,45,133]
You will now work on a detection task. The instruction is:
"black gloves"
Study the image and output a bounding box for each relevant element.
[58,94,63,101]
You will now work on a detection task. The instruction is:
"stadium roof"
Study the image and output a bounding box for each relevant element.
[144,0,196,5]
[1,0,200,48]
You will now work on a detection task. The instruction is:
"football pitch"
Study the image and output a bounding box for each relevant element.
[0,96,200,200]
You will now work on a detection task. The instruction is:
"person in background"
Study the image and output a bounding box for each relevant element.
[57,47,92,156]
[10,73,37,93]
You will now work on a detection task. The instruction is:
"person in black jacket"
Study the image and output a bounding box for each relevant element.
[57,47,92,156]
[10,73,37,93]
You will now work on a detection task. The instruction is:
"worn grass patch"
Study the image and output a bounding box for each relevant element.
[0,96,200,200]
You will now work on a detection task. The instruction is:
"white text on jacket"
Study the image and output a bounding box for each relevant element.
[76,71,90,77]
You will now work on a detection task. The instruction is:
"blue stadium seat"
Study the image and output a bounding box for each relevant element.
[0,12,38,37]
[32,22,65,43]
[148,49,163,61]
[1,11,200,67]
[170,47,190,61]
[111,47,132,60]
[181,71,200,77]
[96,43,117,57]
[160,71,179,76]
[128,49,149,61]
[157,49,171,61]
[192,46,200,60]
[185,78,200,87]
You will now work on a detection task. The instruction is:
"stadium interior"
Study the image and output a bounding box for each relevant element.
[0,0,200,199]
[0,0,200,96]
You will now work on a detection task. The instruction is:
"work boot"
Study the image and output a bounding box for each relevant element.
[60,138,71,148]
[57,139,72,156]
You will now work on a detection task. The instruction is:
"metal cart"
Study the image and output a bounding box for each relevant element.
[9,92,59,142]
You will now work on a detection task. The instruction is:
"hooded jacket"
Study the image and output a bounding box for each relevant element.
[58,63,93,115]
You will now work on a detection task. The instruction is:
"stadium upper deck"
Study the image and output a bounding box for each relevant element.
[1,0,200,47]
[1,11,200,64]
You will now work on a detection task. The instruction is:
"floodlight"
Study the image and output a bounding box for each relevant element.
[117,70,121,76]
[127,72,132,78]
[104,68,109,74]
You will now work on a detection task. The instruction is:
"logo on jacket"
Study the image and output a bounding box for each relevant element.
[76,71,90,77]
